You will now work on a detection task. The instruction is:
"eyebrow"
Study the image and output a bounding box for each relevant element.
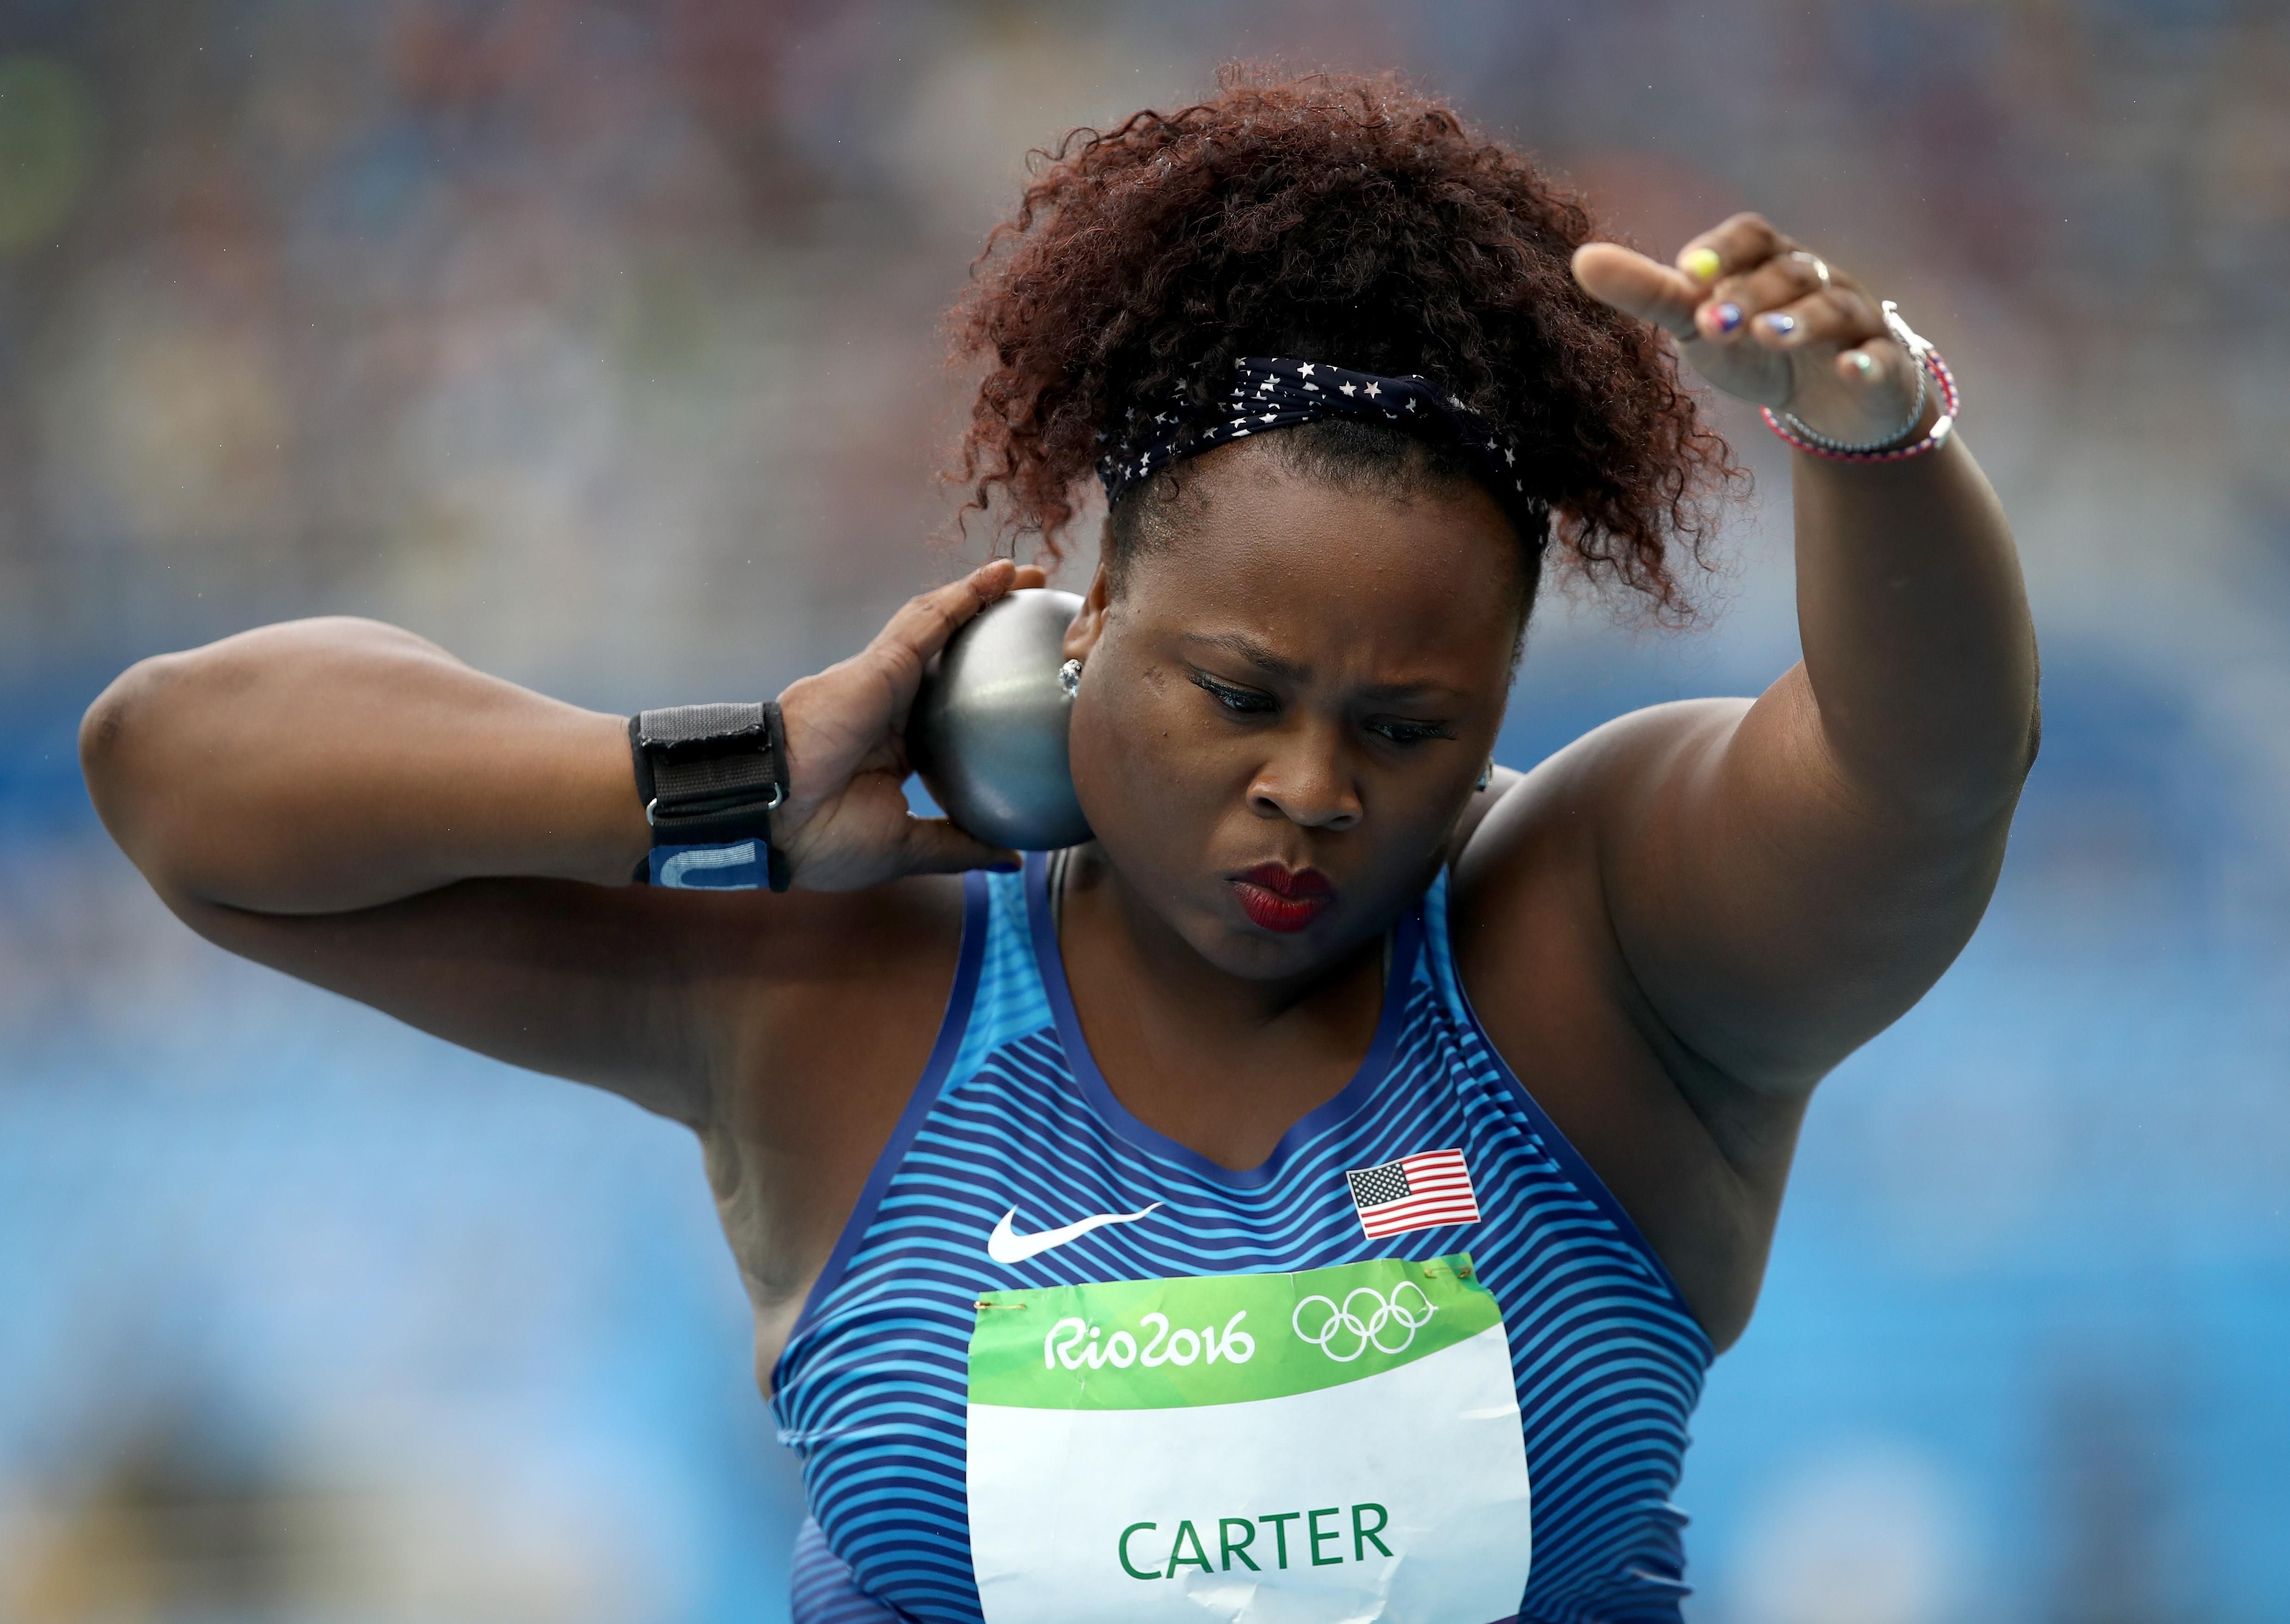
[1185,631,1309,683]
[1180,632,1463,702]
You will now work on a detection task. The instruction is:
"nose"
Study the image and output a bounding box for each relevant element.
[1246,724,1363,831]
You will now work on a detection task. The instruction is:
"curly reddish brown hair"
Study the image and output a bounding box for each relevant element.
[945,66,1737,616]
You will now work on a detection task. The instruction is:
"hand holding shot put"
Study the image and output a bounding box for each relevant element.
[80,72,2034,1624]
[768,558,1050,890]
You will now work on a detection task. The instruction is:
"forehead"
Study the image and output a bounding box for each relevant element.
[1115,440,1525,677]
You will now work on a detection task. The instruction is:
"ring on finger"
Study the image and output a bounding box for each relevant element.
[1788,249,1831,289]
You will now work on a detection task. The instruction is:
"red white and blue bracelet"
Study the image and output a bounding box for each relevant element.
[1762,300,1959,463]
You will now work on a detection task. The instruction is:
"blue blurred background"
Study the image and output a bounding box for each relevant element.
[3,3,2287,1621]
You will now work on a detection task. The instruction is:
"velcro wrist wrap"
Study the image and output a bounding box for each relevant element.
[628,701,792,891]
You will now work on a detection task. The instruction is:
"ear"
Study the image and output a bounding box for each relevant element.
[1062,562,1112,662]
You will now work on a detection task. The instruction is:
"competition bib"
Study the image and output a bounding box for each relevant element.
[966,1254,1531,1624]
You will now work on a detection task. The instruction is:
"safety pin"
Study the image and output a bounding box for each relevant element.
[975,1299,1029,1311]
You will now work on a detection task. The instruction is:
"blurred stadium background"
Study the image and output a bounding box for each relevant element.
[3,2,2287,1621]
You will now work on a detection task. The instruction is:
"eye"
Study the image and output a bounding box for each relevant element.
[1190,671,1277,716]
[1366,717,1456,746]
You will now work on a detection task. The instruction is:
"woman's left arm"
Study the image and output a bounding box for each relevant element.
[1521,214,2039,1097]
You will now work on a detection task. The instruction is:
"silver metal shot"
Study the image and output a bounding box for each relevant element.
[909,587,1092,851]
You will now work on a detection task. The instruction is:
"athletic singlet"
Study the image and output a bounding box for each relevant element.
[771,856,1714,1624]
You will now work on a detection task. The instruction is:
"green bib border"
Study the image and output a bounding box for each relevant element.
[968,1252,1495,1411]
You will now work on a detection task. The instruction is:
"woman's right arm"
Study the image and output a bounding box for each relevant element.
[80,565,1035,1129]
[82,616,652,915]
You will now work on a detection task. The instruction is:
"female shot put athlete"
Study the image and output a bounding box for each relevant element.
[81,74,2035,1624]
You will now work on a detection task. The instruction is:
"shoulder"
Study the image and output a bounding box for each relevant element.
[1440,700,1745,1079]
[1450,698,1750,911]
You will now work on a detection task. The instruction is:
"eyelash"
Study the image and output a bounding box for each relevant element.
[1191,672,1277,715]
[1370,718,1455,745]
[1188,673,1454,745]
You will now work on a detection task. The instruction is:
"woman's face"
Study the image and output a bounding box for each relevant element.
[1062,438,1527,981]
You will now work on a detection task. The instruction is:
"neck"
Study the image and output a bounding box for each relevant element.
[1050,845,1395,1171]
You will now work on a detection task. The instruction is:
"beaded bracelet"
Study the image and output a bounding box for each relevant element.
[1762,300,1959,464]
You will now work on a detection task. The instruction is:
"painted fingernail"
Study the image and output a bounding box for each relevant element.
[1760,311,1797,336]
[1713,302,1744,333]
[1851,351,1877,379]
[1681,246,1721,283]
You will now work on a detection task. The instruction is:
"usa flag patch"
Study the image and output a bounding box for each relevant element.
[1344,1148,1481,1238]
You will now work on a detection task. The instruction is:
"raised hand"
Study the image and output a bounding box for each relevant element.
[1572,213,1930,451]
[772,559,1047,889]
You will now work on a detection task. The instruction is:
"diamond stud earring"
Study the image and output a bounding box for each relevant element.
[1057,658,1083,699]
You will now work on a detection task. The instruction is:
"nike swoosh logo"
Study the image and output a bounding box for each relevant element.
[987,1202,1163,1264]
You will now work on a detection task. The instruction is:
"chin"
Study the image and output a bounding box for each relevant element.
[1183,892,1363,980]
[1196,927,1316,979]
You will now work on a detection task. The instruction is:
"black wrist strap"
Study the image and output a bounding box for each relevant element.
[628,701,792,891]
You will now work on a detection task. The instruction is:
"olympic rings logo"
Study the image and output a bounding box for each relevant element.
[1290,1282,1437,1362]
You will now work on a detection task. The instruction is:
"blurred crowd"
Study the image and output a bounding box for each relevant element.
[3,3,2289,1623]
[0,0,2285,681]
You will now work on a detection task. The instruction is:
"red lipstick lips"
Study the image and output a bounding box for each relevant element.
[1230,863,1335,934]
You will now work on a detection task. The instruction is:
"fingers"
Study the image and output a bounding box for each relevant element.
[1830,339,1911,391]
[866,559,1020,691]
[1012,564,1050,589]
[1589,214,1895,376]
[1701,251,1828,335]
[1571,242,1702,340]
[899,815,1022,877]
[1671,218,1888,359]
[1816,338,1922,439]
[1738,283,1885,352]
[1676,212,1812,287]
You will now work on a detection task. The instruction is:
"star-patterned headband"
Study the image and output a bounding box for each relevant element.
[1094,356,1550,549]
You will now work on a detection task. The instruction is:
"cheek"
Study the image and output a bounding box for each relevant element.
[1068,664,1240,848]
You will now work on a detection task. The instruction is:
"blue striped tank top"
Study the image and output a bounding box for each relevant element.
[771,855,1713,1624]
